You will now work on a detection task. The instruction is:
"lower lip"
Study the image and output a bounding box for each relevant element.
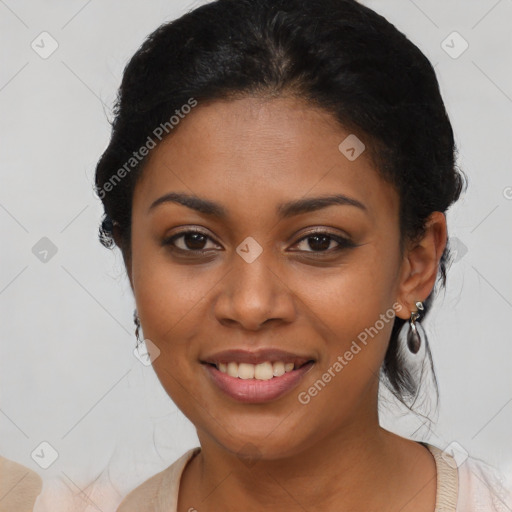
[202,362,315,403]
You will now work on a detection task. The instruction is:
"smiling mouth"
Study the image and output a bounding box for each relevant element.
[201,358,315,403]
[202,360,314,380]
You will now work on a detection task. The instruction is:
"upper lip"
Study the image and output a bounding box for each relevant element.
[201,348,315,367]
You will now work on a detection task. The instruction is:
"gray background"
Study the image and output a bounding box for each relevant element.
[1,0,511,508]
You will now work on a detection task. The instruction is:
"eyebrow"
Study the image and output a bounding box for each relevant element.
[148,192,367,218]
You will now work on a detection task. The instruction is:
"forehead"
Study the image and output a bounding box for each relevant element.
[133,96,398,225]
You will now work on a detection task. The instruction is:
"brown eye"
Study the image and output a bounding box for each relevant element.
[163,229,220,253]
[292,231,356,253]
[302,234,333,252]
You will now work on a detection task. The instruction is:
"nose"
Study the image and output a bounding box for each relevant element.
[213,252,297,331]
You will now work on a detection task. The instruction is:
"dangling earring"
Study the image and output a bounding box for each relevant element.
[407,300,424,354]
[394,300,436,405]
[397,300,426,363]
[133,309,142,347]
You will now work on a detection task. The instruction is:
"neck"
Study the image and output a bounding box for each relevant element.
[179,414,426,511]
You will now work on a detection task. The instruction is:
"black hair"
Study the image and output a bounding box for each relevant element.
[94,0,466,410]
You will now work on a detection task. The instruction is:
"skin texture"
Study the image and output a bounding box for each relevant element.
[120,96,447,511]
[0,456,42,512]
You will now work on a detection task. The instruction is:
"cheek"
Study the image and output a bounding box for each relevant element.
[292,250,398,340]
[291,246,399,398]
[135,269,208,336]
[130,225,215,340]
[294,268,396,427]
[131,248,215,418]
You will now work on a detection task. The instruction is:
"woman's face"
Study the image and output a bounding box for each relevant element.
[128,96,415,459]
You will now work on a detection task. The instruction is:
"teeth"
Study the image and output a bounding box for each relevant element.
[216,361,299,380]
[227,362,238,378]
[273,361,285,377]
[238,363,255,379]
[254,362,273,380]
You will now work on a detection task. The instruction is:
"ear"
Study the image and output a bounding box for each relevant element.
[395,211,447,320]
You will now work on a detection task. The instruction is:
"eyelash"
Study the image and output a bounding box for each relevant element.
[162,228,356,255]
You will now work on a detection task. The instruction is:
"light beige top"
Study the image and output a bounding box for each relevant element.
[0,455,43,512]
[116,443,512,511]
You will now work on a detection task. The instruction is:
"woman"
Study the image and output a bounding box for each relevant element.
[94,0,511,510]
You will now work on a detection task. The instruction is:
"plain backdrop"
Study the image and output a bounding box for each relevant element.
[1,0,511,507]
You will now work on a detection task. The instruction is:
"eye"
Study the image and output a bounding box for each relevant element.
[162,228,356,256]
[291,230,356,253]
[163,229,221,253]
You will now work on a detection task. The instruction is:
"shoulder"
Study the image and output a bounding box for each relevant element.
[116,448,200,512]
[423,443,512,512]
[456,453,512,512]
[0,455,42,512]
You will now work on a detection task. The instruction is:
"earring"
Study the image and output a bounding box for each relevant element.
[394,300,436,404]
[397,300,425,361]
[133,309,142,346]
[407,301,424,354]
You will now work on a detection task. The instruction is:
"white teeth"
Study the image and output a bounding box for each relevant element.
[254,362,274,380]
[273,361,285,377]
[216,361,298,380]
[227,362,238,378]
[238,363,255,379]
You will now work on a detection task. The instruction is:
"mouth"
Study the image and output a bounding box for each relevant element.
[202,359,314,380]
[200,349,315,403]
